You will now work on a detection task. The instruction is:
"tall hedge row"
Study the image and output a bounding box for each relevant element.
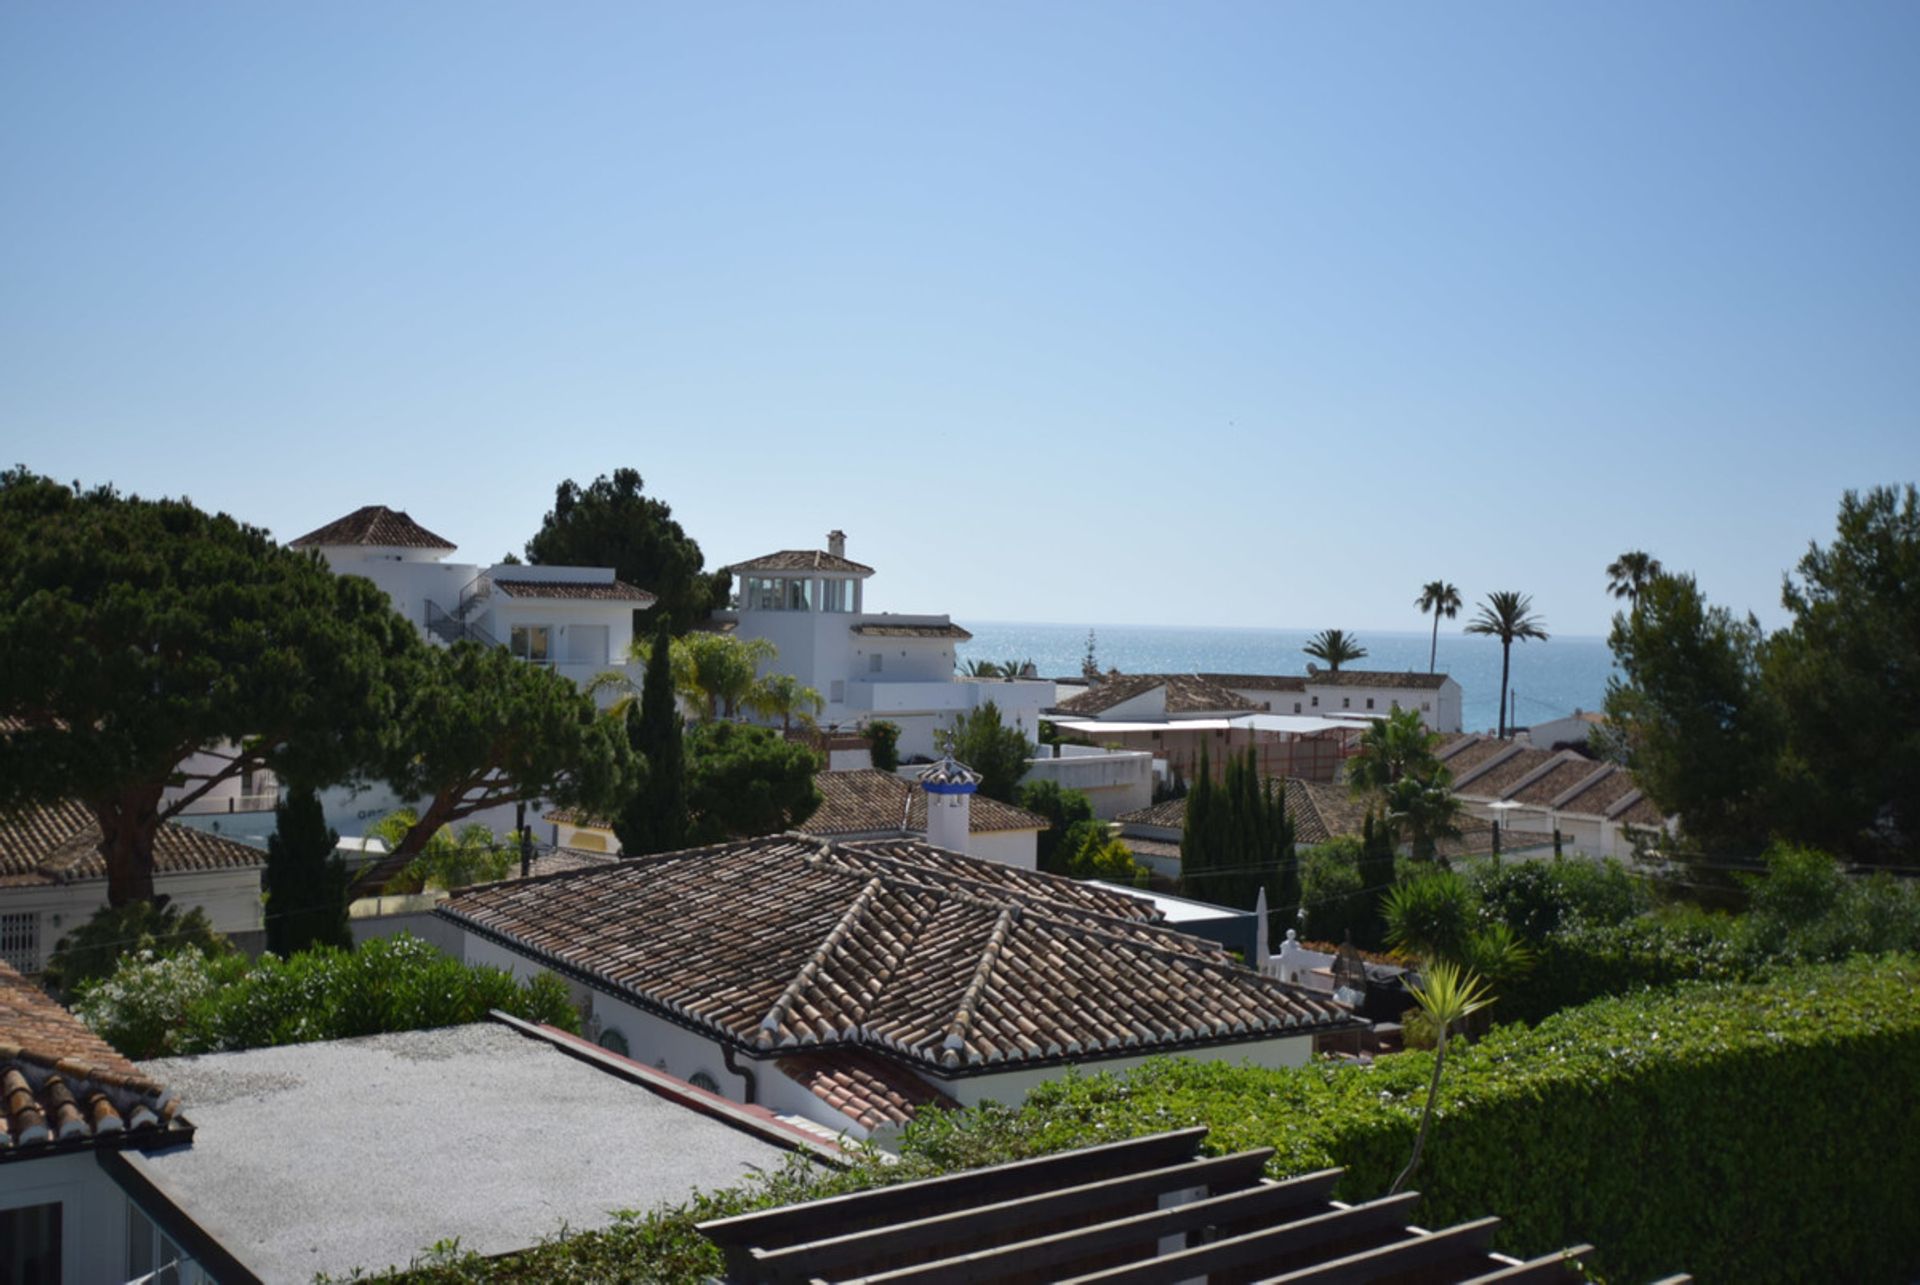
[973,955,1920,1283]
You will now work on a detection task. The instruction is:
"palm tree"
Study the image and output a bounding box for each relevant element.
[1347,706,1441,796]
[1464,591,1548,737]
[1414,581,1463,674]
[960,659,1003,678]
[745,672,825,733]
[1304,628,1367,673]
[1384,771,1464,863]
[1605,550,1664,605]
[1388,961,1494,1195]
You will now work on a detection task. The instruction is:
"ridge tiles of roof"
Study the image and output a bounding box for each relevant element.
[490,578,657,603]
[289,504,456,550]
[1,960,185,1155]
[810,770,1045,836]
[725,549,876,575]
[437,834,1351,1074]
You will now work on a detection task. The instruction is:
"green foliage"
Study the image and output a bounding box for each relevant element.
[616,622,690,857]
[375,642,631,876]
[1355,811,1397,948]
[933,701,1033,803]
[1465,590,1549,737]
[1381,771,1463,864]
[42,900,234,999]
[1607,485,1920,863]
[74,935,579,1060]
[1017,780,1095,873]
[1389,960,1495,1194]
[265,785,351,955]
[0,469,420,904]
[1381,871,1478,960]
[360,957,1920,1284]
[750,672,824,731]
[642,631,779,722]
[368,811,518,893]
[1303,627,1366,671]
[864,719,902,772]
[1056,823,1145,883]
[1345,707,1441,795]
[1467,856,1649,942]
[684,721,821,841]
[1297,839,1378,945]
[1605,549,1664,603]
[1180,745,1298,937]
[523,468,728,634]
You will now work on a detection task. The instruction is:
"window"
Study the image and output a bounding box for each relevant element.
[1422,701,1432,712]
[689,1070,722,1094]
[4,1202,61,1283]
[597,1027,630,1056]
[785,578,813,612]
[1342,697,1351,709]
[1293,702,1302,714]
[829,680,845,702]
[0,911,38,973]
[1310,696,1319,708]
[509,624,552,662]
[822,579,852,612]
[869,653,883,674]
[1366,698,1375,710]
[127,1199,190,1283]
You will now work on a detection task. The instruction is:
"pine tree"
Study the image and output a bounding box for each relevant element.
[616,622,689,856]
[264,785,350,955]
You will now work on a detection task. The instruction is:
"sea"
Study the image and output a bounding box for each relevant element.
[955,622,1618,736]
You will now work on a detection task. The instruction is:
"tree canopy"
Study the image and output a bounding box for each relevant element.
[1346,706,1442,795]
[684,721,821,842]
[524,469,729,634]
[934,701,1034,803]
[1465,591,1549,738]
[0,469,419,905]
[1414,581,1462,674]
[1180,743,1299,937]
[361,642,631,887]
[1303,628,1366,672]
[264,786,351,955]
[615,621,689,857]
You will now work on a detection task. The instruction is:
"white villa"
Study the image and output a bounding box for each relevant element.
[711,531,1053,760]
[1201,670,1465,734]
[291,505,653,693]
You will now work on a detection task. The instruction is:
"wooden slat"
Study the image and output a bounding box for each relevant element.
[1459,1244,1593,1283]
[1058,1192,1423,1285]
[753,1149,1276,1282]
[699,1127,1208,1253]
[1258,1216,1502,1284]
[850,1170,1346,1285]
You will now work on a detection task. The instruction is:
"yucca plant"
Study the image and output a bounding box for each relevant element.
[1390,960,1494,1195]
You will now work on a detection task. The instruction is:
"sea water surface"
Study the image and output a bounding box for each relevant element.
[956,623,1617,735]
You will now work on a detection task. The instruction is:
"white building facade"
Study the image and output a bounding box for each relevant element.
[713,532,1053,760]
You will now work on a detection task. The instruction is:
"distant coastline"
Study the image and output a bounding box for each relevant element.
[956,621,1616,736]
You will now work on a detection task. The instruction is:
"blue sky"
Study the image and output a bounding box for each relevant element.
[3,2,1915,637]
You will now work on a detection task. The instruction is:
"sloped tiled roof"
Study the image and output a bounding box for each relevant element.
[1199,673,1308,693]
[439,835,1351,1076]
[1,961,188,1156]
[1455,746,1560,798]
[0,801,265,889]
[776,1051,957,1132]
[810,771,1045,837]
[1304,669,1452,690]
[851,622,972,640]
[1434,735,1519,778]
[1439,735,1670,826]
[289,505,454,550]
[726,550,876,575]
[1054,673,1257,717]
[491,578,656,603]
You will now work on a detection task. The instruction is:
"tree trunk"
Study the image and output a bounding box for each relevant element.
[92,788,165,907]
[1496,642,1512,738]
[1391,1030,1449,1194]
[1429,614,1440,674]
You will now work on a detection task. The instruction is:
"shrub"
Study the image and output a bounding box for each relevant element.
[864,719,902,773]
[73,934,579,1058]
[1017,780,1095,874]
[42,900,235,999]
[358,956,1920,1284]
[1467,856,1649,943]
[1298,840,1376,944]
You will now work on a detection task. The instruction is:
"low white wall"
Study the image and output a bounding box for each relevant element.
[962,829,1039,870]
[1020,751,1154,819]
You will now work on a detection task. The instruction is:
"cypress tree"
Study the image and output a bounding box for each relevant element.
[264,785,351,955]
[615,623,689,856]
[1180,741,1216,903]
[1357,809,1397,949]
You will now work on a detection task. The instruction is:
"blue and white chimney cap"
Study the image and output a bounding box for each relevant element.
[919,754,981,795]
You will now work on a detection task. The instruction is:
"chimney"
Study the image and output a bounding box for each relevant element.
[827,529,847,559]
[918,754,980,857]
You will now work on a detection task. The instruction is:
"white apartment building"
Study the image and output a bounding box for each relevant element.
[710,531,1053,760]
[1202,669,1465,733]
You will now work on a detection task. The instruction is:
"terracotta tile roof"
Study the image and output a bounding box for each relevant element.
[726,550,876,575]
[1116,798,1188,829]
[0,801,265,889]
[1119,836,1182,862]
[1613,794,1670,827]
[1054,673,1258,717]
[775,1051,957,1131]
[0,961,188,1156]
[1507,756,1611,807]
[1198,673,1308,692]
[810,771,1046,837]
[1456,747,1560,799]
[289,504,454,550]
[1121,779,1365,849]
[528,847,619,876]
[850,622,973,640]
[1435,735,1517,778]
[1557,767,1644,815]
[490,578,656,603]
[1302,669,1452,691]
[439,835,1352,1076]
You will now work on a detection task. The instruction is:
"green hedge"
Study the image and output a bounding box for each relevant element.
[363,955,1919,1284]
[76,934,580,1058]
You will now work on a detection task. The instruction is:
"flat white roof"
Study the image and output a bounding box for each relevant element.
[1048,715,1355,736]
[1083,880,1249,924]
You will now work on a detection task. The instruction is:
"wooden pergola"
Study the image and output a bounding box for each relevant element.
[698,1128,1684,1284]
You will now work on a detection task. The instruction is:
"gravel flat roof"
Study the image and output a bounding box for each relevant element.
[139,1023,799,1282]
